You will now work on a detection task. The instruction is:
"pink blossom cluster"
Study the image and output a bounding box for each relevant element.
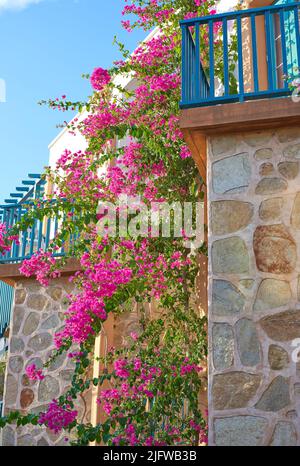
[39,401,77,434]
[55,149,104,199]
[121,0,174,31]
[170,251,192,270]
[82,101,128,137]
[106,141,166,202]
[0,223,18,255]
[131,34,177,68]
[19,250,61,287]
[180,363,202,376]
[25,364,45,381]
[134,239,168,298]
[179,146,192,160]
[189,420,208,444]
[98,357,164,415]
[90,67,111,91]
[111,423,189,446]
[54,258,133,347]
[149,73,180,93]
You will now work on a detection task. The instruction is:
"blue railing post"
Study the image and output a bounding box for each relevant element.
[280,8,289,87]
[294,6,300,71]
[0,281,13,338]
[195,23,200,102]
[237,16,245,101]
[181,24,188,105]
[251,13,259,93]
[265,10,275,90]
[223,18,229,96]
[208,20,215,99]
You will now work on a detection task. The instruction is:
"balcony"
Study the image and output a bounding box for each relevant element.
[180,2,300,109]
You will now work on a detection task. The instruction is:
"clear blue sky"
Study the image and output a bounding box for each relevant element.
[0,0,145,204]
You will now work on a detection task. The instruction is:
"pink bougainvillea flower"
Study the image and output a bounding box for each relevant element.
[90,67,111,91]
[26,364,45,381]
[38,401,77,433]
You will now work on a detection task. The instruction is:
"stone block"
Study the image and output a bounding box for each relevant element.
[253,225,296,274]
[255,178,287,195]
[235,318,261,366]
[260,310,300,341]
[211,201,253,235]
[212,237,249,274]
[268,345,289,370]
[212,323,234,370]
[255,376,290,412]
[259,197,283,221]
[254,279,291,312]
[212,372,261,410]
[214,416,268,446]
[212,153,251,194]
[212,280,245,316]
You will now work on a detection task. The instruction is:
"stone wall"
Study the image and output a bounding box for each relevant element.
[1,277,91,446]
[208,127,300,446]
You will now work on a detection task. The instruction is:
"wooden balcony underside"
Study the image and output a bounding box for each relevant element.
[0,258,81,286]
[180,96,300,134]
[180,96,300,183]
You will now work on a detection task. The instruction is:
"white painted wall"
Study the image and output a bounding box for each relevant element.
[48,112,88,170]
[218,0,239,12]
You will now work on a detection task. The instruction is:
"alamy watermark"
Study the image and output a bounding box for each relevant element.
[0,79,6,103]
[96,195,205,249]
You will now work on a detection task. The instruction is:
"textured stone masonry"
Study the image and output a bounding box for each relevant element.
[0,279,146,446]
[208,127,300,446]
[1,278,92,446]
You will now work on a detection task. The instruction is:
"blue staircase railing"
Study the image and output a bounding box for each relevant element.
[0,174,66,264]
[180,2,300,108]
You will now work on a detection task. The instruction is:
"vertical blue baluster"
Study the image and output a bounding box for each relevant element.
[1,209,7,261]
[54,216,58,236]
[29,219,36,256]
[294,6,300,72]
[12,207,17,258]
[21,227,28,259]
[280,8,289,88]
[188,27,192,102]
[8,208,15,260]
[186,27,190,102]
[12,207,21,260]
[195,22,200,101]
[237,16,244,100]
[191,29,195,101]
[189,28,193,101]
[181,25,187,104]
[223,17,229,97]
[37,216,43,251]
[54,215,59,254]
[45,217,51,249]
[4,208,10,261]
[209,20,215,98]
[61,213,66,255]
[251,13,259,93]
[265,10,275,90]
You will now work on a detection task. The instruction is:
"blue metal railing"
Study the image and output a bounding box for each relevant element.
[0,174,68,264]
[0,282,13,338]
[180,2,300,108]
[0,282,13,406]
